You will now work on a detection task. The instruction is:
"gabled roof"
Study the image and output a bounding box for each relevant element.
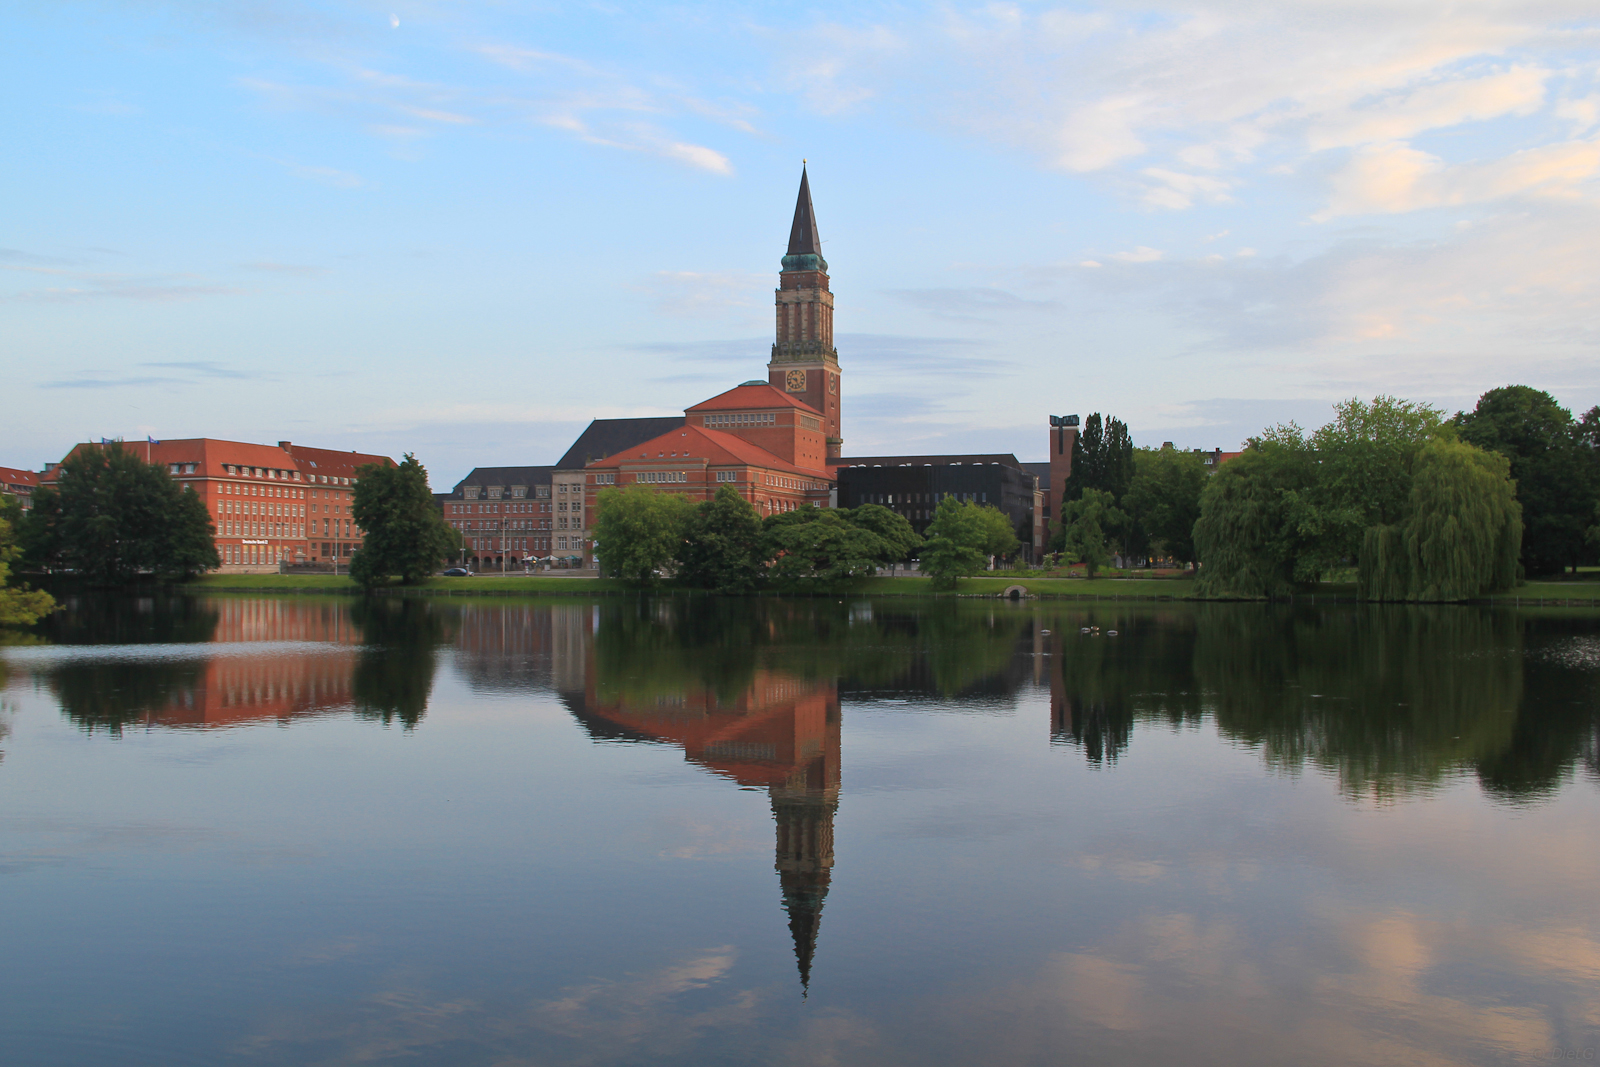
[0,466,40,489]
[687,383,821,414]
[279,443,393,480]
[589,424,831,478]
[787,165,822,256]
[556,417,685,471]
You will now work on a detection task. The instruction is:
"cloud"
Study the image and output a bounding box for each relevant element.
[1305,66,1551,151]
[883,287,1056,319]
[140,361,251,379]
[239,261,325,275]
[271,158,364,188]
[1319,137,1600,218]
[639,270,766,317]
[1110,246,1164,263]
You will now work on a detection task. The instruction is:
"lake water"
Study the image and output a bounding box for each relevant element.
[1,594,1597,1066]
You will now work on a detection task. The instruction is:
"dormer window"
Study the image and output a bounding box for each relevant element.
[488,486,503,500]
[512,486,526,499]
[464,487,480,500]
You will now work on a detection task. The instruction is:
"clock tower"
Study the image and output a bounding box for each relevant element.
[768,165,842,459]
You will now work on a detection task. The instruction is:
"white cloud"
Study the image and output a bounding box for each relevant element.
[1305,66,1550,151]
[1111,246,1164,263]
[1319,136,1600,218]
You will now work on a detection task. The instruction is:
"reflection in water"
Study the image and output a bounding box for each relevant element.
[561,600,843,991]
[24,597,451,734]
[2,593,1600,1064]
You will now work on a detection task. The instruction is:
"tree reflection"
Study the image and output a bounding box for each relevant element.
[52,657,210,736]
[38,594,220,646]
[349,598,452,730]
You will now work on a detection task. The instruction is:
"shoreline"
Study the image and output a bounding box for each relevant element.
[36,573,1597,606]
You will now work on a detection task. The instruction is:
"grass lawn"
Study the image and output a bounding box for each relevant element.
[186,572,1208,599]
[191,573,1591,602]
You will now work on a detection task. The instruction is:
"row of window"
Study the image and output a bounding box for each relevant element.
[637,471,687,483]
[450,502,551,515]
[704,412,776,426]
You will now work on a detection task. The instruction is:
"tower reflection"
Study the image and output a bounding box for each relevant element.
[556,604,841,991]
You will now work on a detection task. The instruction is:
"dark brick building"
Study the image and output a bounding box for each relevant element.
[835,454,1042,562]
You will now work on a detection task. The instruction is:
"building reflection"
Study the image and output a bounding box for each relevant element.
[42,597,443,734]
[552,603,841,991]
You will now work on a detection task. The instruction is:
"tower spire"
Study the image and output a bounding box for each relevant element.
[786,164,823,258]
[768,164,843,458]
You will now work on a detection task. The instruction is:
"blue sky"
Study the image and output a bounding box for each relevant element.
[6,0,1599,487]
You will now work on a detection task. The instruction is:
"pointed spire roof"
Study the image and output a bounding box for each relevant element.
[786,165,822,257]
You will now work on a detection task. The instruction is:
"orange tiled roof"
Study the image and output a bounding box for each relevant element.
[686,383,821,414]
[0,466,40,489]
[589,424,831,478]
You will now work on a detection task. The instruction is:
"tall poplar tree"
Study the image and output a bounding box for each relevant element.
[1063,413,1134,504]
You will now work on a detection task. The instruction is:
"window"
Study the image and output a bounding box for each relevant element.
[715,471,737,482]
[537,485,550,498]
[636,471,686,483]
[704,412,775,427]
[558,484,567,494]
[594,473,615,485]
[512,487,525,499]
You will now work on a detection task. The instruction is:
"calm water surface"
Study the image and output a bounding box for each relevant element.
[1,594,1597,1066]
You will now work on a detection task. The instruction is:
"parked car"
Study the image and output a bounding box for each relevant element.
[442,567,472,577]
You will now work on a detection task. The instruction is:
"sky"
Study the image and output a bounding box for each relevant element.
[5,0,1599,488]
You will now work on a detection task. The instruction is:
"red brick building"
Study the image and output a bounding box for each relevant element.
[767,165,843,458]
[42,438,393,573]
[577,172,844,565]
[582,382,835,536]
[0,466,40,513]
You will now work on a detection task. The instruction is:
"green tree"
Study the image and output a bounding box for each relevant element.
[1297,396,1444,573]
[762,508,887,589]
[1456,386,1600,575]
[0,496,55,627]
[349,454,454,589]
[919,497,991,588]
[22,442,219,584]
[842,503,922,564]
[1192,438,1324,598]
[1358,437,1521,601]
[678,485,766,593]
[1064,413,1135,504]
[1123,447,1207,564]
[593,485,698,583]
[1056,488,1127,578]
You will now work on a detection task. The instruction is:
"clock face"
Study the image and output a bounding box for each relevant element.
[786,369,807,393]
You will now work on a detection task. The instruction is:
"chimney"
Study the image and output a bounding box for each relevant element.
[278,441,292,449]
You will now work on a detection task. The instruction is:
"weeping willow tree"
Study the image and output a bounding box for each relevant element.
[1358,437,1521,601]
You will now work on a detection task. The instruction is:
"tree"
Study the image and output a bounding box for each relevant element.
[592,485,698,583]
[1192,439,1323,598]
[842,503,922,565]
[22,441,219,584]
[919,497,992,588]
[762,508,888,589]
[677,485,766,593]
[0,496,55,627]
[1456,386,1600,575]
[349,454,454,589]
[1123,448,1207,565]
[1056,488,1127,578]
[1358,437,1521,601]
[973,503,1020,561]
[1063,413,1134,504]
